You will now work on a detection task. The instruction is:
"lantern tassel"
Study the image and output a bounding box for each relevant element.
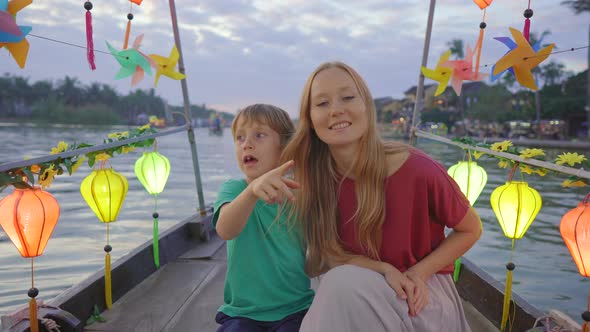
[583,322,588,332]
[501,263,515,331]
[523,18,531,43]
[153,216,160,268]
[85,10,96,70]
[453,257,462,283]
[474,27,484,76]
[105,252,112,309]
[29,297,38,332]
[123,20,131,49]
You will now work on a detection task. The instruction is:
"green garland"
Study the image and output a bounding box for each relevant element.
[0,124,157,193]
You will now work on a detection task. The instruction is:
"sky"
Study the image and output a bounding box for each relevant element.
[2,0,588,117]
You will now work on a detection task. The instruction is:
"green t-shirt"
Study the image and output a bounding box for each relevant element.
[213,179,314,321]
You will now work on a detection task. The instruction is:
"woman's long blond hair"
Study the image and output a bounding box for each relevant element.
[281,62,407,276]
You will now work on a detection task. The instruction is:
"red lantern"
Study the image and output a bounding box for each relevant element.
[0,187,60,257]
[560,193,590,277]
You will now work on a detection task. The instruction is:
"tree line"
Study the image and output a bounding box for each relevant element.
[0,74,229,126]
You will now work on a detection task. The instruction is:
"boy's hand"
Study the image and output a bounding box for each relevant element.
[250,160,299,204]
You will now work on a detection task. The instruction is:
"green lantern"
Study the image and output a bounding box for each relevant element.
[448,161,488,206]
[135,151,171,269]
[134,151,171,195]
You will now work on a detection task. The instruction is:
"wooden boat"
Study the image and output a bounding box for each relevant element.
[1,210,580,332]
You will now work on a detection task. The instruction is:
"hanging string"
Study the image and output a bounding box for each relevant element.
[153,195,160,268]
[29,257,39,332]
[84,1,96,70]
[474,9,487,76]
[123,3,134,49]
[501,239,516,332]
[523,1,533,43]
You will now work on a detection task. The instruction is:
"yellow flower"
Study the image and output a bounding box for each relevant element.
[519,165,535,175]
[108,131,129,140]
[498,160,509,168]
[139,123,151,130]
[121,146,135,154]
[50,141,69,155]
[71,157,86,174]
[39,166,59,189]
[562,179,587,187]
[535,168,548,176]
[519,148,545,159]
[472,151,484,160]
[30,164,40,173]
[490,140,513,152]
[555,152,587,167]
[95,152,111,161]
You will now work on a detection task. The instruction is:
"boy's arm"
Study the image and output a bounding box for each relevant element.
[216,186,258,240]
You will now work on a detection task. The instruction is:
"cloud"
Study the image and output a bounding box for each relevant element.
[2,0,588,117]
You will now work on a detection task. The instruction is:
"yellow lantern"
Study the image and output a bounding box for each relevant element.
[80,167,128,309]
[490,180,542,331]
[448,161,488,206]
[134,151,170,195]
[80,168,128,223]
[134,151,171,268]
[490,181,541,239]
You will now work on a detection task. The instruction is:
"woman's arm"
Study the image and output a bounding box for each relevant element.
[406,207,482,281]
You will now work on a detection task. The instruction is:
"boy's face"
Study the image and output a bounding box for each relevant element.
[233,117,282,183]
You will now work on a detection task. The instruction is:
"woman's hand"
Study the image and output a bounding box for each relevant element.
[250,160,299,204]
[403,269,430,316]
[383,265,414,301]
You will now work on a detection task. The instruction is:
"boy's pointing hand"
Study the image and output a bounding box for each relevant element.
[250,160,299,204]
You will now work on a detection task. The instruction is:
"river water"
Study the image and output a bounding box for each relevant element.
[0,123,587,321]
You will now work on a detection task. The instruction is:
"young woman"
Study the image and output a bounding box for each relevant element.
[280,62,482,331]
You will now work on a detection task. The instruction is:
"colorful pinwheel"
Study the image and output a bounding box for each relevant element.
[107,34,156,86]
[492,27,554,91]
[440,44,487,96]
[0,0,31,68]
[149,45,186,87]
[490,36,544,82]
[421,50,452,96]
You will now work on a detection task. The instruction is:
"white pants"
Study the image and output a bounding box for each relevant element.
[300,265,472,332]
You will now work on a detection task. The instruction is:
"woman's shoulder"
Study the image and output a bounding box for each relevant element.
[383,143,443,178]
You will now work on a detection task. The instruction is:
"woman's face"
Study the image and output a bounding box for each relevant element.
[309,67,368,149]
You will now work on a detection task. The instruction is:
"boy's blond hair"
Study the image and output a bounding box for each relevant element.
[231,104,295,147]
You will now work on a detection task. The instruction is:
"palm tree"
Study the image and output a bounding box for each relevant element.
[562,0,590,137]
[446,39,464,59]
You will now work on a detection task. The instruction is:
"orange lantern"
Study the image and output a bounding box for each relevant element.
[561,194,590,277]
[0,186,60,332]
[560,194,590,331]
[473,0,493,9]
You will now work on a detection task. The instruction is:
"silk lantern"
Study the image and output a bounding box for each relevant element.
[491,180,542,331]
[0,187,60,332]
[473,0,493,9]
[560,193,590,331]
[448,160,488,206]
[448,156,488,283]
[135,151,170,268]
[80,167,128,309]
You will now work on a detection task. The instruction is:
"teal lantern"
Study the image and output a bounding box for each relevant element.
[448,160,488,206]
[134,151,171,268]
